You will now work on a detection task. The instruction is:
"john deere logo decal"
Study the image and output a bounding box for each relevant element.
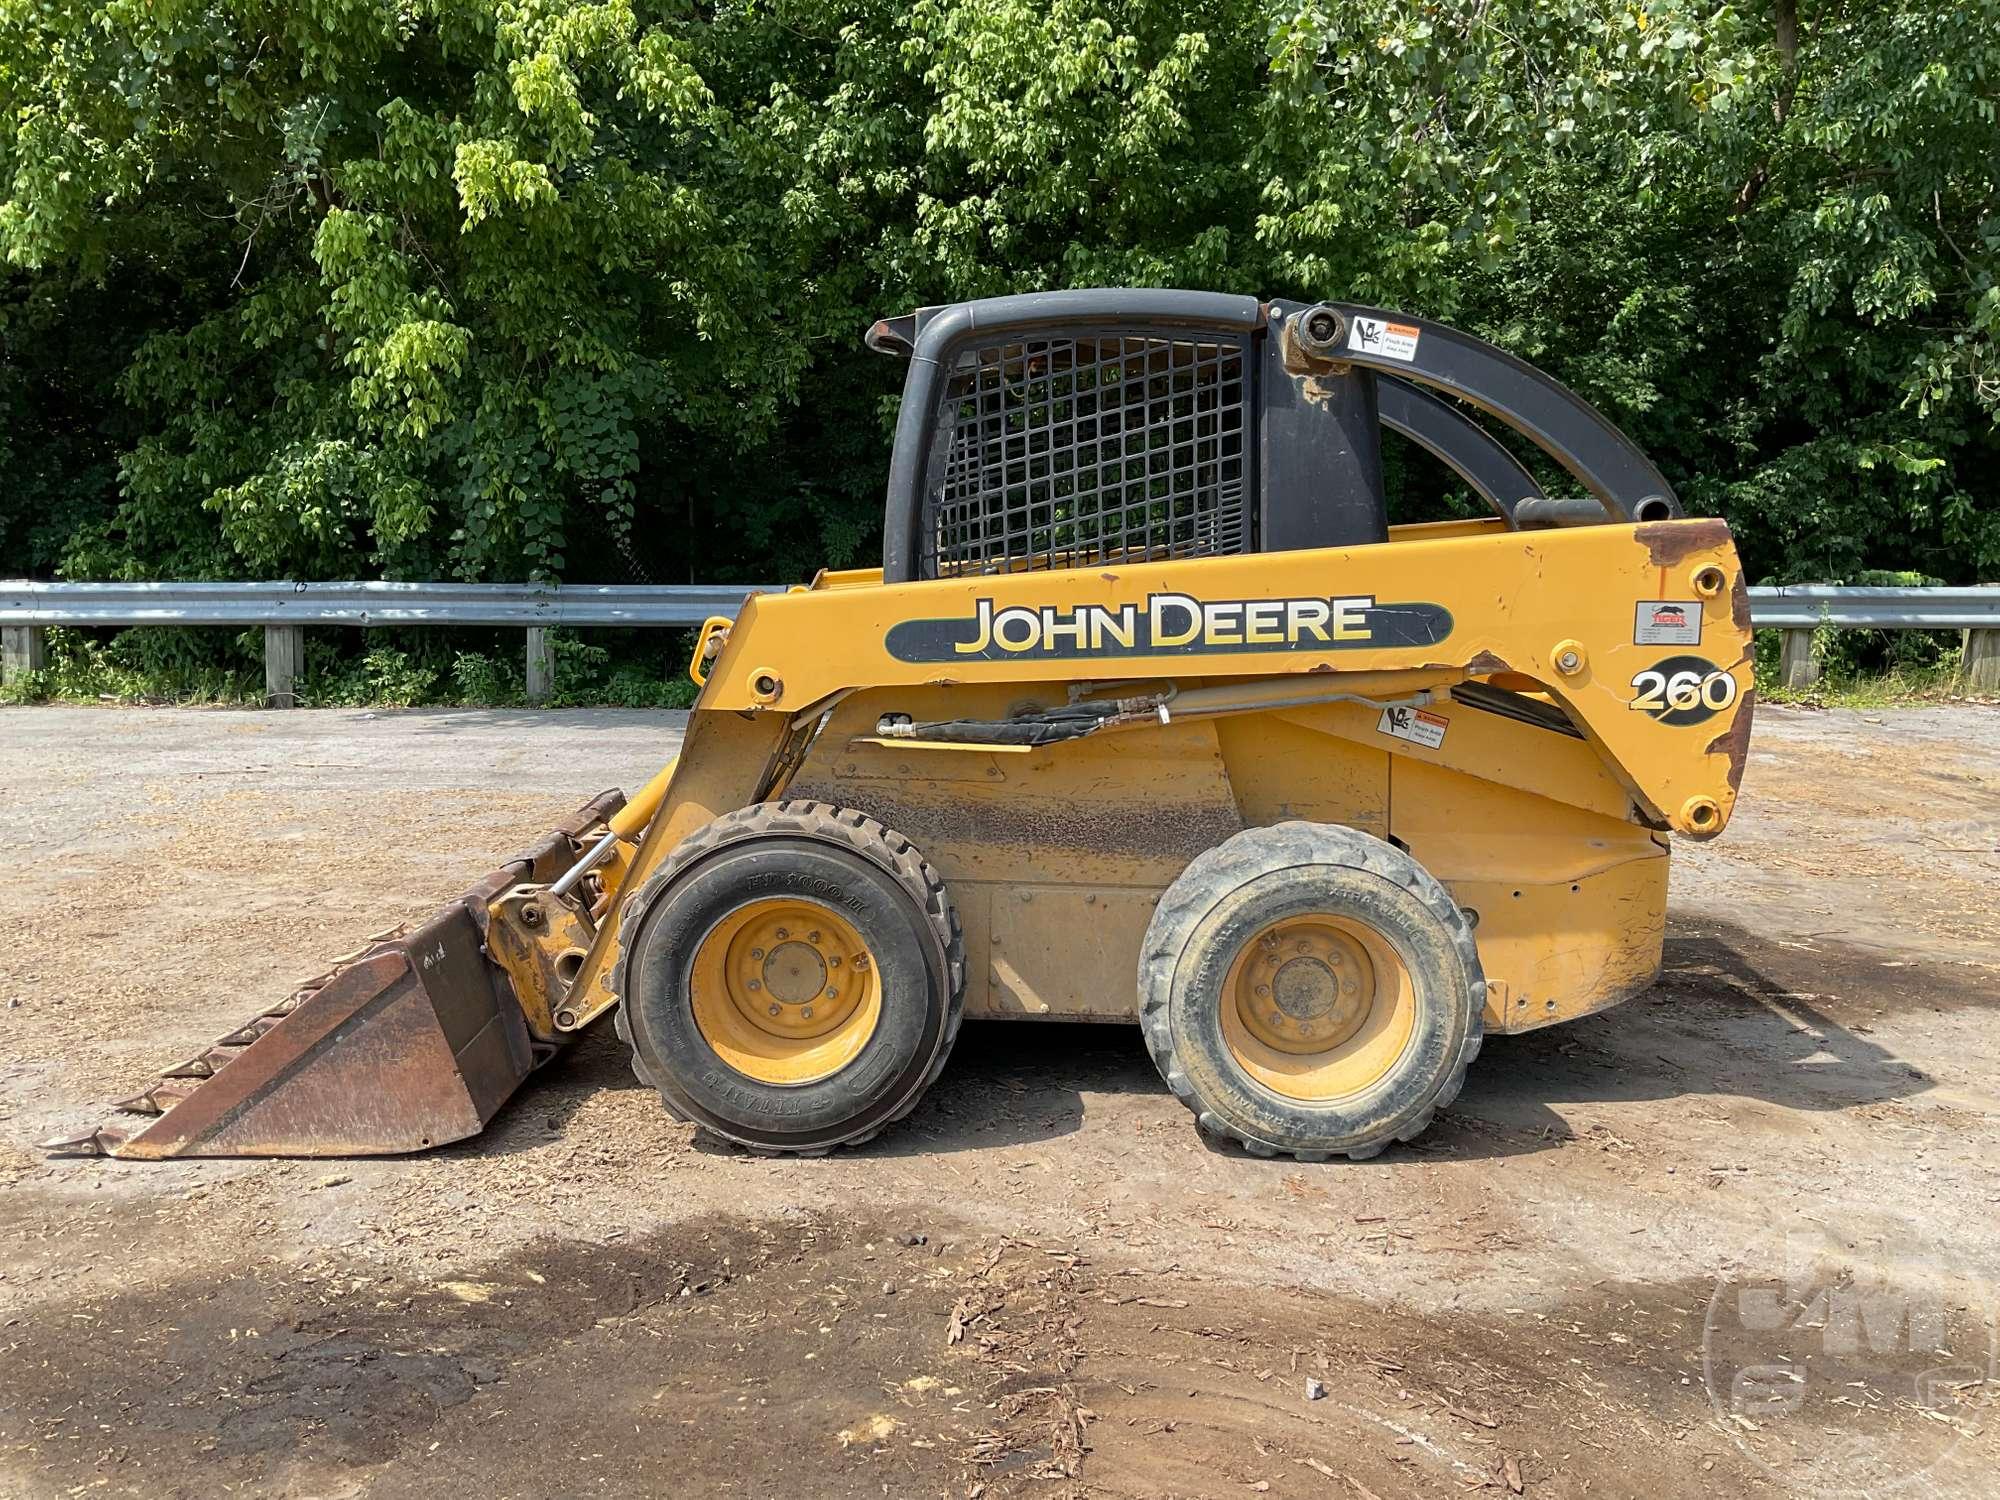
[886,593,1453,662]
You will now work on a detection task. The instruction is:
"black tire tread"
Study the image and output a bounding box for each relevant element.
[611,799,965,1155]
[1138,821,1485,1162]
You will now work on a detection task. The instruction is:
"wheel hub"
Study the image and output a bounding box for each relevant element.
[761,940,828,1005]
[1271,956,1338,1020]
[1236,919,1376,1056]
[688,897,882,1083]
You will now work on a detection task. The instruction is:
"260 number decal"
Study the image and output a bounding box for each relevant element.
[1629,654,1738,726]
[1632,668,1735,714]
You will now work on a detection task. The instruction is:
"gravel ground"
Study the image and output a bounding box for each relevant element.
[1,702,1996,1499]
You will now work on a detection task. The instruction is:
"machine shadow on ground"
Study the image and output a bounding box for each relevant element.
[481,916,1942,1168]
[1430,917,1944,1157]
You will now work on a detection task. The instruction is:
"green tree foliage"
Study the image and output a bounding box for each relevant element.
[2,0,1996,597]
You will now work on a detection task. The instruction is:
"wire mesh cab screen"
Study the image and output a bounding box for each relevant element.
[921,330,1251,578]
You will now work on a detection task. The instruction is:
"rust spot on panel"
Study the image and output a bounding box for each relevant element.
[1705,687,1757,794]
[1729,569,1752,633]
[1464,650,1511,675]
[1633,517,1731,569]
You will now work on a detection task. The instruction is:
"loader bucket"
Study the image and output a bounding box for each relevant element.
[43,791,623,1160]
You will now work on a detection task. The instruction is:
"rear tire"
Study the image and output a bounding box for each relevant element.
[613,801,964,1154]
[1138,822,1483,1161]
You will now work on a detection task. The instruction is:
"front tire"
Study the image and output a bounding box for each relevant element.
[613,801,964,1155]
[1139,822,1483,1161]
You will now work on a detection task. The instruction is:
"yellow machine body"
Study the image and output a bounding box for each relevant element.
[50,288,1756,1163]
[550,513,1751,1043]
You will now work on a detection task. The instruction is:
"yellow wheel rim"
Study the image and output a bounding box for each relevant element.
[1220,914,1416,1104]
[688,897,882,1086]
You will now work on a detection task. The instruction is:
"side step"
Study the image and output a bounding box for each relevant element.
[44,792,623,1160]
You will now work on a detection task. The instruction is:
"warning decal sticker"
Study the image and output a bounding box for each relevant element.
[1634,599,1702,646]
[1348,315,1422,363]
[1378,704,1449,749]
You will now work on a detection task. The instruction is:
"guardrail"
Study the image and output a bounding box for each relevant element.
[3,578,1996,703]
[1749,585,2000,690]
[1744,585,2000,629]
[0,579,766,628]
[0,581,772,705]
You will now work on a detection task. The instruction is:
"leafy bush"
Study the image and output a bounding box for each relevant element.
[0,626,259,704]
[300,645,440,709]
[1,0,1994,609]
[545,631,699,708]
[451,650,526,707]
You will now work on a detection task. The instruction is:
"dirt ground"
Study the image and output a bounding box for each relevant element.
[1,703,1996,1499]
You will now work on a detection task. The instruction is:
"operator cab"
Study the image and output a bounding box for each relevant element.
[866,289,1678,583]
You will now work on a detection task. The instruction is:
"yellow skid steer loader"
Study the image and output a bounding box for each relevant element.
[49,290,1753,1164]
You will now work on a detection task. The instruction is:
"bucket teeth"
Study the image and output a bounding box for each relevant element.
[40,1127,115,1157]
[87,982,322,1130]
[114,1083,194,1116]
[45,1000,307,1156]
[57,949,373,1153]
[216,1016,281,1048]
[163,1042,247,1079]
[325,928,404,968]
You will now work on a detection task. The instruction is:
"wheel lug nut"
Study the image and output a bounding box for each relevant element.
[776,928,789,939]
[829,955,842,967]
[747,979,762,992]
[1296,941,1310,953]
[750,947,764,960]
[801,1006,814,1020]
[767,1003,781,1017]
[808,930,821,944]
[825,988,838,1000]
[1255,984,1270,997]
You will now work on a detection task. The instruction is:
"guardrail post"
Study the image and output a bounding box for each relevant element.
[2,624,47,685]
[1966,627,2000,694]
[264,624,304,708]
[525,627,553,703]
[1779,628,1819,689]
